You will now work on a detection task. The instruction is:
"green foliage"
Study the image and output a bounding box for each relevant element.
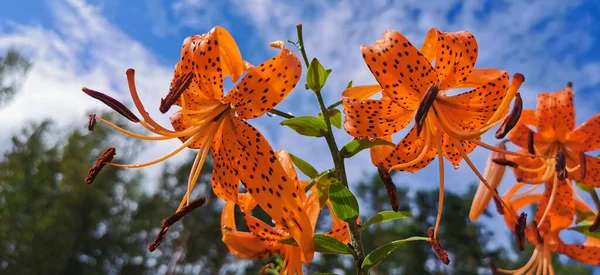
[318,109,342,129]
[280,116,328,137]
[339,138,395,159]
[328,181,360,222]
[361,210,412,230]
[0,49,31,106]
[361,236,430,272]
[289,153,319,178]
[306,58,331,92]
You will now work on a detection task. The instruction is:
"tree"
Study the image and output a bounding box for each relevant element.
[0,48,31,106]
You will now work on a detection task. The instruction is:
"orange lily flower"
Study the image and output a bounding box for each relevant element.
[343,28,525,237]
[496,182,600,274]
[471,85,600,229]
[221,150,351,275]
[82,26,315,259]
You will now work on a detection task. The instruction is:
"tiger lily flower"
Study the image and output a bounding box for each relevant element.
[496,182,600,274]
[221,150,350,275]
[81,26,315,258]
[343,28,526,237]
[472,84,600,230]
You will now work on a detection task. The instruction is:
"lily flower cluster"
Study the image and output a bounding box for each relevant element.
[82,26,350,274]
[469,84,600,274]
[78,23,600,274]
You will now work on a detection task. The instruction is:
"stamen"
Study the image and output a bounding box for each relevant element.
[415,83,439,135]
[471,139,554,159]
[428,227,450,265]
[537,176,559,229]
[434,105,505,140]
[495,93,523,139]
[82,88,140,123]
[88,114,97,131]
[97,117,200,140]
[85,147,116,184]
[497,249,540,274]
[388,128,431,172]
[453,140,518,222]
[512,183,542,197]
[555,150,567,181]
[434,136,445,239]
[580,152,587,180]
[528,131,536,156]
[487,73,525,125]
[567,81,573,88]
[160,72,194,114]
[148,196,207,251]
[492,158,519,168]
[107,130,204,168]
[126,69,177,134]
[515,212,527,251]
[531,222,543,244]
[493,189,505,215]
[377,164,400,212]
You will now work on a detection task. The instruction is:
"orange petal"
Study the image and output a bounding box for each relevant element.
[584,237,600,247]
[507,109,539,149]
[211,126,240,202]
[420,29,479,89]
[455,68,513,88]
[557,242,600,265]
[370,135,395,167]
[380,126,437,172]
[227,44,301,119]
[535,180,574,232]
[276,149,304,203]
[566,113,600,152]
[221,200,274,259]
[440,132,477,168]
[536,87,575,142]
[342,84,382,100]
[281,245,305,274]
[324,202,351,243]
[190,26,244,101]
[361,30,438,111]
[503,193,542,230]
[578,155,600,187]
[436,71,510,130]
[244,215,289,241]
[505,150,546,180]
[342,95,414,139]
[222,117,315,261]
[237,193,258,214]
[304,191,321,232]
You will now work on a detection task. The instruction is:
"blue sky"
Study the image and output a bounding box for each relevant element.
[1,0,600,270]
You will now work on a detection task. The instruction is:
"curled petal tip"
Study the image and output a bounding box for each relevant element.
[513,73,525,83]
[269,40,284,49]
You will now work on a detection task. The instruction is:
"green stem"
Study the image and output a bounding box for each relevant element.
[316,91,366,274]
[295,24,310,68]
[327,100,343,110]
[268,108,295,119]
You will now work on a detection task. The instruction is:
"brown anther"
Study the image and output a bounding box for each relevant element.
[531,222,543,244]
[148,197,207,252]
[428,227,450,265]
[495,93,523,139]
[377,163,400,212]
[514,212,527,251]
[415,83,439,135]
[580,152,587,180]
[567,81,573,88]
[492,158,519,168]
[88,114,97,131]
[85,147,116,184]
[82,88,140,123]
[527,131,535,156]
[492,189,505,215]
[589,211,600,232]
[160,72,194,114]
[555,150,567,181]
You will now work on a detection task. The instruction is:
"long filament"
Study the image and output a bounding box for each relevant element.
[434,129,445,240]
[537,175,559,229]
[98,117,200,140]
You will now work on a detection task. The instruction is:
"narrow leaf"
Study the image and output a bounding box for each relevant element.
[339,138,396,159]
[576,182,594,193]
[568,221,600,238]
[328,180,359,222]
[289,153,319,178]
[314,234,353,254]
[362,236,430,272]
[361,211,413,230]
[318,109,342,129]
[281,116,327,137]
[346,80,353,89]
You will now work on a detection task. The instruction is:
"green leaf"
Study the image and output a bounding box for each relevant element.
[306,58,329,92]
[289,153,319,179]
[568,220,600,238]
[314,234,353,254]
[361,210,413,230]
[361,236,430,272]
[281,116,327,137]
[575,208,596,224]
[316,175,332,208]
[577,182,594,193]
[339,138,396,158]
[277,234,353,255]
[318,109,342,129]
[328,180,359,222]
[346,80,353,89]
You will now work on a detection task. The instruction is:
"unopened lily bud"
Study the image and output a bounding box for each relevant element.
[469,142,507,221]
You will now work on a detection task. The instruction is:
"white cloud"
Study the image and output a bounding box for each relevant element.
[0,0,185,193]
